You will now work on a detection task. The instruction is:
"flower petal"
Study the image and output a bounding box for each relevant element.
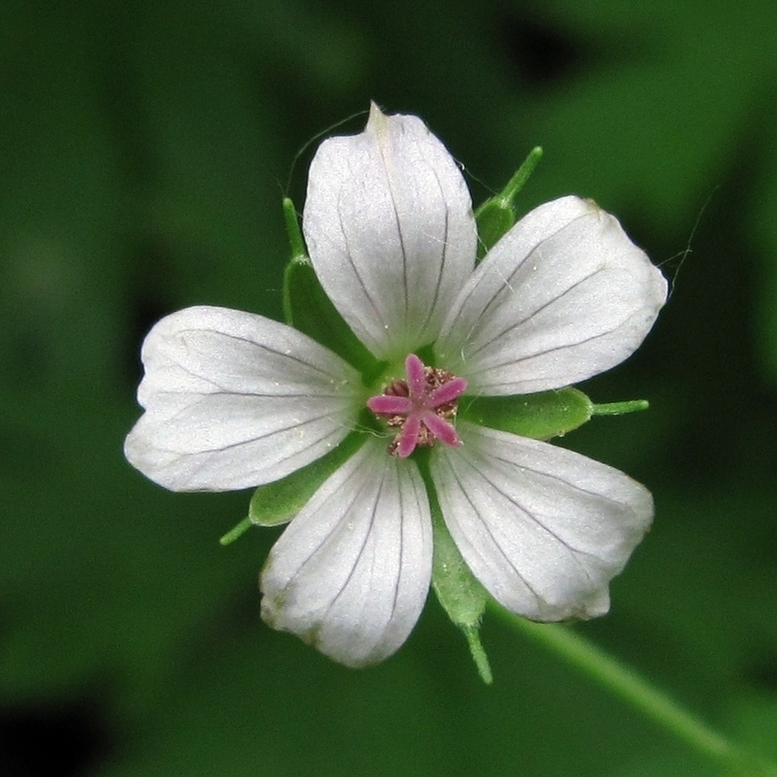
[430,422,653,621]
[260,441,432,666]
[124,306,362,491]
[436,196,668,394]
[303,103,477,361]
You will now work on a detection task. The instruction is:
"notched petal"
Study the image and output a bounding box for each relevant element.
[260,441,432,667]
[430,422,652,622]
[124,306,362,491]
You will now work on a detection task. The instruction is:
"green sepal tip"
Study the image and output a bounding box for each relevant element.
[282,197,307,263]
[248,432,366,527]
[591,399,650,416]
[219,517,254,546]
[474,146,543,260]
[463,625,493,685]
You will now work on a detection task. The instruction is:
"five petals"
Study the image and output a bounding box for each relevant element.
[125,105,667,666]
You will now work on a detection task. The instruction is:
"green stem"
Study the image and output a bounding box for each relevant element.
[496,610,777,776]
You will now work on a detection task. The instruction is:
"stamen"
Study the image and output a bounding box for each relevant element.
[366,354,467,457]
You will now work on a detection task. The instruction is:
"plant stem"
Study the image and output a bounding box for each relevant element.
[496,609,777,776]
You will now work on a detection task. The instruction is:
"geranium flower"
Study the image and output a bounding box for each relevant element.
[125,104,667,668]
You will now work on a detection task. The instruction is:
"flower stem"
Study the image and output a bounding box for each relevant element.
[496,610,777,776]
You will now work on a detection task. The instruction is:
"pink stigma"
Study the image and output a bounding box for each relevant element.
[366,354,467,458]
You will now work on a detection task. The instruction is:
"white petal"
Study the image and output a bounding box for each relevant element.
[261,440,432,667]
[430,422,653,621]
[436,196,668,394]
[303,103,477,361]
[124,306,361,491]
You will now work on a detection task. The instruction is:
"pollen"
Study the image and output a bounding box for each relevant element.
[366,354,467,457]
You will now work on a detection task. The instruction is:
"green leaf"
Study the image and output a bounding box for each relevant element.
[281,199,385,380]
[248,432,366,526]
[459,387,593,440]
[474,146,543,260]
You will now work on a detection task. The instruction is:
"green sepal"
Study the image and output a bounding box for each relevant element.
[282,198,385,381]
[248,432,366,527]
[431,508,489,629]
[416,450,492,684]
[431,506,492,684]
[474,203,515,262]
[474,146,543,261]
[460,387,593,440]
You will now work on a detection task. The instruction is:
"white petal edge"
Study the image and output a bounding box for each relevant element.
[303,103,477,361]
[430,422,653,621]
[124,306,362,491]
[260,440,432,667]
[436,196,668,395]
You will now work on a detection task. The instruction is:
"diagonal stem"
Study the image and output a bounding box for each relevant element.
[494,606,777,777]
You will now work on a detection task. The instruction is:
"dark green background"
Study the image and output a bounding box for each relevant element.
[1,0,776,775]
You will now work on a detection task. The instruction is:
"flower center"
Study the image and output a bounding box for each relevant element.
[366,354,467,458]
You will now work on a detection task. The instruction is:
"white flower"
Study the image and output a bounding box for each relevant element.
[125,104,667,667]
